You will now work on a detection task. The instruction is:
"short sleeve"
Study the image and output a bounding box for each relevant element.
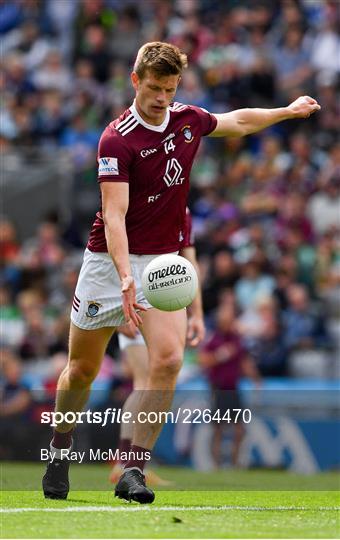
[189,105,217,136]
[97,127,133,183]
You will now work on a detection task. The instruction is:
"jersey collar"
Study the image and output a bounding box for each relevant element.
[130,100,170,132]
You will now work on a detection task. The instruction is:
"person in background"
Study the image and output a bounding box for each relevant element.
[199,303,260,468]
[0,347,32,459]
[283,283,332,351]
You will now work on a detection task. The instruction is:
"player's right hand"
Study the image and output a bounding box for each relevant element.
[287,95,321,118]
[121,275,146,326]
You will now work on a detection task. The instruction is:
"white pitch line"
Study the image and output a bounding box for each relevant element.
[1,505,339,514]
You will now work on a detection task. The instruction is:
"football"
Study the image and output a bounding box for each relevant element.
[141,254,198,311]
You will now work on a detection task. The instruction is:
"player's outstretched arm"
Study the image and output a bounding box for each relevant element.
[101,182,146,326]
[209,96,321,138]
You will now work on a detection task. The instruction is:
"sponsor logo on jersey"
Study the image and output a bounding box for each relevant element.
[86,301,102,318]
[98,157,119,176]
[181,125,194,143]
[140,147,157,158]
[148,193,161,203]
[163,158,184,187]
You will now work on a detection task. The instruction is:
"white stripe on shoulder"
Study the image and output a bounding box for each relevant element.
[169,102,187,111]
[119,120,139,136]
[171,102,183,108]
[116,114,136,132]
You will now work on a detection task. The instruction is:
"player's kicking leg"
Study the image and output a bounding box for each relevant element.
[110,331,147,482]
[114,308,186,504]
[110,329,172,486]
[42,322,114,499]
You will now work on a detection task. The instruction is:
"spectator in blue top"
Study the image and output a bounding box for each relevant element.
[283,283,332,350]
[235,258,276,312]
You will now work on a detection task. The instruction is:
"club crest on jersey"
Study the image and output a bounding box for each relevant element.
[181,125,194,143]
[86,301,102,318]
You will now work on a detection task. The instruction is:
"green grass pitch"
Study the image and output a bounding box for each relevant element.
[1,463,339,539]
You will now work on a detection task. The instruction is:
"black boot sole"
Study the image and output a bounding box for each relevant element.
[43,489,68,500]
[115,489,155,504]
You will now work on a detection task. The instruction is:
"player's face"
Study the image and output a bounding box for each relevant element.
[131,70,180,125]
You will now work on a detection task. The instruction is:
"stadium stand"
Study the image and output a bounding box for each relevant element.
[1,0,339,466]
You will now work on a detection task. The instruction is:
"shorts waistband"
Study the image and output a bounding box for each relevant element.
[85,249,178,261]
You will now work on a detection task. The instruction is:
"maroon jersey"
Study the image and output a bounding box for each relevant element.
[87,101,216,254]
[202,332,246,390]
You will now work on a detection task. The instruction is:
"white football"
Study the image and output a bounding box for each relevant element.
[141,254,198,311]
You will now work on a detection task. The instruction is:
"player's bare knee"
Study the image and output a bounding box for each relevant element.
[150,351,183,379]
[67,360,97,388]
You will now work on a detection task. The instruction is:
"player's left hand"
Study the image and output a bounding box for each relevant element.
[287,95,321,119]
[121,275,147,326]
[187,315,206,347]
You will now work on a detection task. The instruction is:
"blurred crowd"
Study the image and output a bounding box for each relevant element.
[1,0,340,453]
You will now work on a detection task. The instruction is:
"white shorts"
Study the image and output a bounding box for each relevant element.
[71,249,162,330]
[118,330,145,350]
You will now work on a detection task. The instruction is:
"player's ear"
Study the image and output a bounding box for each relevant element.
[131,72,139,91]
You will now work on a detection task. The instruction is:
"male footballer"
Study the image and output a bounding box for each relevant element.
[43,41,320,504]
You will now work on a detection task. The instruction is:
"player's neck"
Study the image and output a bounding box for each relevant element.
[134,99,167,127]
